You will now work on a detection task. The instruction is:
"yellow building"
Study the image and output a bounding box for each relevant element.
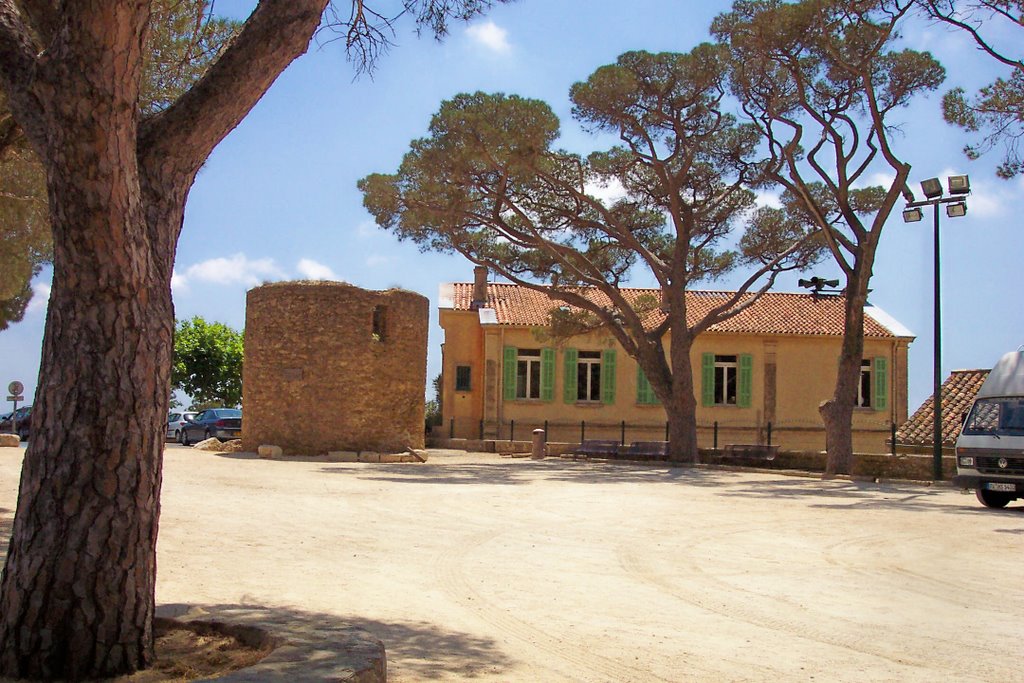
[438,268,914,453]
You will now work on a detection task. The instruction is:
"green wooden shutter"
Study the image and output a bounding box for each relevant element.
[873,357,888,411]
[738,354,753,408]
[701,353,715,407]
[637,365,660,405]
[563,348,578,404]
[541,348,555,402]
[601,349,617,405]
[503,346,517,401]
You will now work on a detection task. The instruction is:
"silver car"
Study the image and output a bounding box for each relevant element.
[166,411,198,442]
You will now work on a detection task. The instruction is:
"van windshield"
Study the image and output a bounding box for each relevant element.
[963,398,1024,436]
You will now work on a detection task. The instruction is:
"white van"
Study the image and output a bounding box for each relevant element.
[953,350,1024,508]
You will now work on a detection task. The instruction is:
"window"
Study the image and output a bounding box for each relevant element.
[576,351,602,402]
[858,357,888,411]
[455,365,472,392]
[858,359,872,407]
[714,355,738,405]
[504,346,554,401]
[372,305,387,341]
[701,352,752,408]
[516,349,542,399]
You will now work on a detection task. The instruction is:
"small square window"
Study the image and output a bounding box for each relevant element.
[455,366,472,392]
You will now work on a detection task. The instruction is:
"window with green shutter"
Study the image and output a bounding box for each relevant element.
[637,365,660,405]
[601,349,617,405]
[563,348,578,403]
[541,348,555,402]
[701,353,715,407]
[738,354,753,408]
[503,346,517,401]
[873,357,888,411]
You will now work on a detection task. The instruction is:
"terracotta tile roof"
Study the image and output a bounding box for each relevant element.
[897,369,990,446]
[447,282,908,338]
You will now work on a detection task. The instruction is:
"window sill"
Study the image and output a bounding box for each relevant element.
[572,401,605,408]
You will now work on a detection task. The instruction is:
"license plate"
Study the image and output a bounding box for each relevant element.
[985,482,1016,492]
[230,430,241,437]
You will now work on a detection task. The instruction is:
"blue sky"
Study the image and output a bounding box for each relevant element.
[1,0,1021,414]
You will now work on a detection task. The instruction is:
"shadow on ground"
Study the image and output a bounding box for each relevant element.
[158,603,514,680]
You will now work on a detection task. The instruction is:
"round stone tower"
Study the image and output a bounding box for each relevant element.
[243,281,428,455]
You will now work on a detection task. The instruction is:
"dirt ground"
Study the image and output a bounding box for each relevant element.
[1,445,1023,682]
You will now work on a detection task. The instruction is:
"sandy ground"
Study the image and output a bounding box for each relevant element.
[2,444,1023,682]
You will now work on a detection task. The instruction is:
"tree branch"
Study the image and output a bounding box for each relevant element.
[138,0,329,180]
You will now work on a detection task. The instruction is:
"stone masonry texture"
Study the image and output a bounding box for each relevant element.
[243,281,428,454]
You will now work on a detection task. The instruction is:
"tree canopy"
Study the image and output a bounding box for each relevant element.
[172,317,244,409]
[920,0,1024,177]
[0,0,240,330]
[713,0,945,474]
[361,46,821,461]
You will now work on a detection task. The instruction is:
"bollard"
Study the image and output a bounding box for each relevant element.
[580,420,585,443]
[510,419,515,442]
[531,428,546,460]
[713,421,719,452]
[620,420,626,446]
[544,420,549,442]
[480,419,484,440]
[767,421,772,445]
[891,421,897,456]
[449,417,454,439]
[665,421,669,441]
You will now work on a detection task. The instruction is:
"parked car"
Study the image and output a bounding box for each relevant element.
[0,406,32,441]
[179,408,242,445]
[166,411,198,442]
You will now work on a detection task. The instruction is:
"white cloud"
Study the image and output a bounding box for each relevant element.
[177,253,287,289]
[753,190,782,209]
[584,178,627,206]
[171,269,189,294]
[466,20,511,54]
[26,282,50,313]
[296,258,337,281]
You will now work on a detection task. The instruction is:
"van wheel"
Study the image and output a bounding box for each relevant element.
[976,487,1012,509]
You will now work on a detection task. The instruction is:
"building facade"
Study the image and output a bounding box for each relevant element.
[438,269,914,453]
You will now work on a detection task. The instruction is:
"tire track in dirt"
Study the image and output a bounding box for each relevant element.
[820,531,1022,617]
[432,526,684,683]
[616,525,1006,682]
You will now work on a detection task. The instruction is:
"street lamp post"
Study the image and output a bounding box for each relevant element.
[902,174,970,480]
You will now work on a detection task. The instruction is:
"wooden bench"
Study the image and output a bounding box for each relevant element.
[575,440,621,459]
[624,441,669,460]
[722,444,779,461]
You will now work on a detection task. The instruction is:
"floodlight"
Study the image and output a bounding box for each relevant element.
[920,177,943,199]
[902,207,924,223]
[947,174,970,195]
[946,202,967,218]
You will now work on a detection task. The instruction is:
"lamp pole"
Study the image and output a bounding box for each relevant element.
[931,201,942,481]
[903,175,969,481]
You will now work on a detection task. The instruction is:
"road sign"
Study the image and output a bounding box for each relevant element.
[8,381,23,395]
[7,395,24,402]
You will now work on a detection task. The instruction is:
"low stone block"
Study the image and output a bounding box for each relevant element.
[328,451,359,462]
[379,453,404,463]
[0,433,20,448]
[258,444,282,459]
[358,452,380,463]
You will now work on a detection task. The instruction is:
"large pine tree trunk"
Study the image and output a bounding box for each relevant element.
[0,4,173,676]
[664,334,700,463]
[820,270,870,478]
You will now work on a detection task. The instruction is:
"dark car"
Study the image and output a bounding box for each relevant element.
[179,408,242,445]
[0,406,32,441]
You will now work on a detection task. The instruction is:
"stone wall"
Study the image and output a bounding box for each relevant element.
[243,281,428,455]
